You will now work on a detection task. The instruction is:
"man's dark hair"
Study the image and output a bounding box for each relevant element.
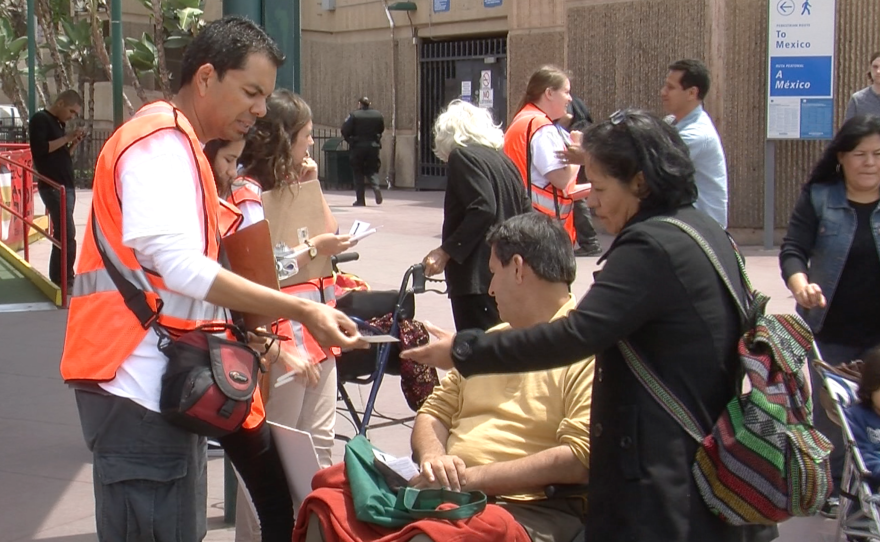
[55,89,83,107]
[359,97,371,108]
[486,213,576,285]
[582,109,697,212]
[668,59,711,101]
[179,16,284,87]
[568,95,593,132]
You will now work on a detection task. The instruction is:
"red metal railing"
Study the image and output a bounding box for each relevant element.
[0,145,69,307]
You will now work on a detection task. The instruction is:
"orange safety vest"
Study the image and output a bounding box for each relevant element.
[504,103,576,243]
[229,176,263,208]
[277,277,339,364]
[62,101,265,429]
[218,196,266,428]
[218,199,244,238]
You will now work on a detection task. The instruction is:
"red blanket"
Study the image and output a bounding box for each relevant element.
[292,463,530,542]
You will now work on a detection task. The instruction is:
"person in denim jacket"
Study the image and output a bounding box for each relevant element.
[779,114,880,516]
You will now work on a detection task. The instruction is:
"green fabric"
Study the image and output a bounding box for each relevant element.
[344,435,487,527]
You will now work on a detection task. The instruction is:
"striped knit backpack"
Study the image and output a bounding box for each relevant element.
[619,217,833,526]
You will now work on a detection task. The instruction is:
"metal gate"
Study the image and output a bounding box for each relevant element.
[418,36,507,190]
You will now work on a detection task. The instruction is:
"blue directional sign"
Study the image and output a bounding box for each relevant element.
[769,56,832,97]
[766,0,835,140]
[434,0,449,12]
[484,0,502,6]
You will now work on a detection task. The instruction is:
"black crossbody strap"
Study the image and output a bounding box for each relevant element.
[90,208,163,330]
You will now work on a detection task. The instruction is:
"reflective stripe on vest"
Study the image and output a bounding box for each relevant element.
[61,101,224,383]
[530,185,573,219]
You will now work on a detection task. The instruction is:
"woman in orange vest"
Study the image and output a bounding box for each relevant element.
[205,137,312,542]
[503,65,591,245]
[234,89,354,540]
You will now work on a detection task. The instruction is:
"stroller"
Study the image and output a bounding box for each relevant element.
[332,254,446,438]
[813,347,880,541]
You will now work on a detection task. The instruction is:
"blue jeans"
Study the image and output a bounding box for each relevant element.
[75,389,207,542]
[38,184,76,286]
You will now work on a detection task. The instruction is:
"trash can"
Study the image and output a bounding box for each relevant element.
[322,138,353,190]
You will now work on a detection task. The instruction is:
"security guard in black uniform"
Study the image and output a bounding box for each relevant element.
[341,97,385,206]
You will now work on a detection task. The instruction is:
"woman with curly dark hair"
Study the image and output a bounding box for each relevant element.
[232,90,354,541]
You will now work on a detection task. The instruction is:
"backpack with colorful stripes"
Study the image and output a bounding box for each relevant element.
[619,217,833,525]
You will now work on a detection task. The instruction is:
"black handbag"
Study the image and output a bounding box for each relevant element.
[92,212,260,437]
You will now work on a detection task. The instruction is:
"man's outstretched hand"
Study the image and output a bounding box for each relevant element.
[401,321,455,370]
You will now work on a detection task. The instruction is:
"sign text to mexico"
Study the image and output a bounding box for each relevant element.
[766,0,836,140]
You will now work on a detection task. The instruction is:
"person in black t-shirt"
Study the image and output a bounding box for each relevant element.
[28,90,85,288]
[779,114,880,515]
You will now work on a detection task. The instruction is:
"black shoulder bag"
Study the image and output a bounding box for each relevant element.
[91,211,261,437]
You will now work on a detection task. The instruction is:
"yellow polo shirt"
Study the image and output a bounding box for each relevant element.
[417,295,594,501]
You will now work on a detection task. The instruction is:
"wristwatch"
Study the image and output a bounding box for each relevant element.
[304,239,318,259]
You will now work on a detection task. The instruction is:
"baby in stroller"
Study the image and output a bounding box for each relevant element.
[849,346,880,492]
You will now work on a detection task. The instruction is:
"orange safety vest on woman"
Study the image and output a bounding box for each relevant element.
[218,199,244,238]
[62,101,265,428]
[229,176,263,208]
[503,103,576,243]
[223,178,339,365]
[277,278,338,364]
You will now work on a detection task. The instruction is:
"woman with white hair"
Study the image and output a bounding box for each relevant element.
[422,99,532,331]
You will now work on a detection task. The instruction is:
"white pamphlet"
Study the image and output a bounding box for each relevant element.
[267,422,322,505]
[373,448,420,481]
[349,220,380,242]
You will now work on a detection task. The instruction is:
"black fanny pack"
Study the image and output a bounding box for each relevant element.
[156,325,259,437]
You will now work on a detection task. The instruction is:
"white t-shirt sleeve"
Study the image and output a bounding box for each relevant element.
[529,125,570,188]
[238,200,265,229]
[118,129,220,300]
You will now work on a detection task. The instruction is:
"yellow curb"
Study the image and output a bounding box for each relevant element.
[3,215,51,250]
[29,215,50,244]
[0,239,61,306]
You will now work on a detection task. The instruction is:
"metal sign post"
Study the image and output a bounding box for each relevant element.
[764,0,836,248]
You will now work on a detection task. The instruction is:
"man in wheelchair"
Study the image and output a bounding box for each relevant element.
[409,213,594,542]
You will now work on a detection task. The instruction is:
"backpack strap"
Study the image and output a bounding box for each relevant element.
[652,217,752,320]
[618,216,757,443]
[618,339,705,442]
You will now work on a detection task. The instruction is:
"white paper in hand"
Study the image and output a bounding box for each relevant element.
[373,448,420,480]
[359,334,400,344]
[349,220,379,242]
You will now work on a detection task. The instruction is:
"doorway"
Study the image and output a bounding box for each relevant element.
[418,36,507,190]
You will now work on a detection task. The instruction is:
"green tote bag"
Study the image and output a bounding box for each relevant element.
[344,435,487,528]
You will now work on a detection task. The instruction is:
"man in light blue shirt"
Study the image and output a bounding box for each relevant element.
[661,59,729,228]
